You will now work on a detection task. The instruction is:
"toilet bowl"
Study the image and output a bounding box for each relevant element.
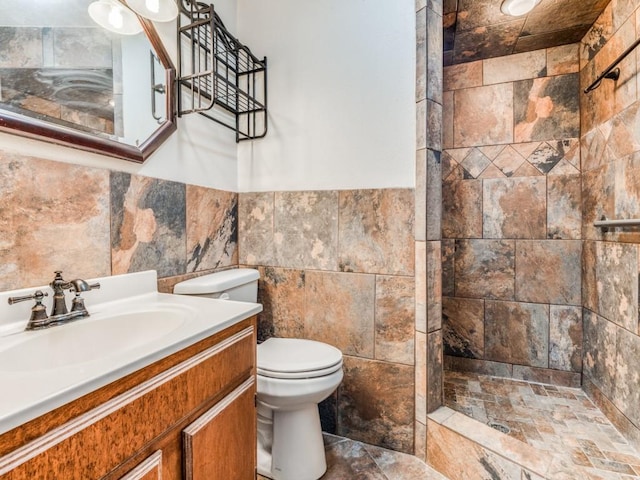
[257,337,343,480]
[173,269,344,480]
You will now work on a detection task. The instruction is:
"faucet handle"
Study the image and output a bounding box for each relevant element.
[8,290,49,328]
[8,290,48,305]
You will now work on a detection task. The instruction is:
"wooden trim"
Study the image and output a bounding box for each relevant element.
[0,327,253,476]
[119,450,162,480]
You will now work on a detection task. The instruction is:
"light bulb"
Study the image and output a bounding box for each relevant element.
[145,0,160,14]
[108,5,124,29]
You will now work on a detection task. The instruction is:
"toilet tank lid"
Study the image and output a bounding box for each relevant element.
[173,268,260,295]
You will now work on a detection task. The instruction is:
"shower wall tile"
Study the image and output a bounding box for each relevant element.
[427,241,443,332]
[274,191,338,271]
[257,267,305,341]
[513,74,580,143]
[583,309,618,400]
[614,152,640,220]
[485,300,549,368]
[375,275,415,365]
[0,153,110,290]
[426,6,443,104]
[442,167,482,239]
[547,174,582,239]
[305,271,375,358]
[442,90,454,149]
[416,7,427,103]
[453,83,514,147]
[339,356,415,453]
[582,241,598,312]
[594,241,638,332]
[426,149,443,241]
[454,239,515,300]
[238,192,275,265]
[339,189,414,276]
[416,241,428,333]
[546,43,580,76]
[549,305,582,372]
[441,239,455,297]
[515,240,582,306]
[614,327,640,425]
[443,61,482,92]
[110,172,186,278]
[186,186,237,272]
[442,297,484,359]
[482,50,547,85]
[427,331,443,412]
[581,163,615,241]
[415,332,427,425]
[483,177,546,239]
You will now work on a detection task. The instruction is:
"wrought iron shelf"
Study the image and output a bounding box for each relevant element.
[178,1,267,142]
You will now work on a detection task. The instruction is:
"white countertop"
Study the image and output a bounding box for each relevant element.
[0,270,262,435]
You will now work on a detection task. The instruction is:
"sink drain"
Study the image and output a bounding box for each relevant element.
[487,421,511,434]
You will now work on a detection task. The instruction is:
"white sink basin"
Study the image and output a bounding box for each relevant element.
[0,308,187,372]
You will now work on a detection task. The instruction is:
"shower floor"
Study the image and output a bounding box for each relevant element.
[444,370,640,479]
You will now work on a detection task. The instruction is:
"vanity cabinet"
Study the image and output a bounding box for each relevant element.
[0,317,257,480]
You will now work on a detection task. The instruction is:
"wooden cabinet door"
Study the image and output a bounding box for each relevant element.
[183,378,256,480]
[118,451,162,480]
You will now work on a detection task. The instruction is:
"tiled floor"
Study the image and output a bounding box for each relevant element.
[444,370,640,479]
[257,433,448,480]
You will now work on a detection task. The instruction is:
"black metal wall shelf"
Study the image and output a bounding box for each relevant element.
[177,0,267,142]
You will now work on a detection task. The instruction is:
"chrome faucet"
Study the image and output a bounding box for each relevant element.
[8,271,100,330]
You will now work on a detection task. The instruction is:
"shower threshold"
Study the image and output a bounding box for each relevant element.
[434,370,640,479]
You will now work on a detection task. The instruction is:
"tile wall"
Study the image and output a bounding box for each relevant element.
[0,151,238,292]
[580,0,640,449]
[415,0,444,462]
[442,44,584,387]
[238,190,417,454]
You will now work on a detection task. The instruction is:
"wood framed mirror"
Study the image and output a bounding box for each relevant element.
[0,0,176,163]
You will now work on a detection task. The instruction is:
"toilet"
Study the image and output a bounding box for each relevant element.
[173,268,344,480]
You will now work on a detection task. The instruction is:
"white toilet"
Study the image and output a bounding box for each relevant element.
[173,268,344,480]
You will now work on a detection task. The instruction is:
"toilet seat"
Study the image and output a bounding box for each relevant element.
[257,338,343,379]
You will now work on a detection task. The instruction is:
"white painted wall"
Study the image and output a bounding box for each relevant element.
[236,0,416,192]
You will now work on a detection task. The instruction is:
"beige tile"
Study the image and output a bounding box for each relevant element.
[338,189,414,276]
[547,43,580,76]
[274,191,339,270]
[375,275,415,365]
[305,271,375,358]
[238,192,274,265]
[0,154,111,290]
[483,50,547,85]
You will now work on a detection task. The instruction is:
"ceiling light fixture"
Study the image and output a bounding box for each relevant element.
[127,0,179,22]
[500,0,542,16]
[88,0,143,35]
[88,0,178,35]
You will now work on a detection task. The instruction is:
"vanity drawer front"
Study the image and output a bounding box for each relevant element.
[118,451,162,480]
[0,325,255,480]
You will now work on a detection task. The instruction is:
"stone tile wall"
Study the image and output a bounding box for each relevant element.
[238,189,417,454]
[442,44,584,387]
[580,0,640,449]
[0,151,238,292]
[415,0,444,461]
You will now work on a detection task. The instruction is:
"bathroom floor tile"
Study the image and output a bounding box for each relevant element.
[444,370,640,479]
[256,433,448,480]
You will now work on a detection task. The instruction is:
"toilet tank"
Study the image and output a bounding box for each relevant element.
[173,268,260,302]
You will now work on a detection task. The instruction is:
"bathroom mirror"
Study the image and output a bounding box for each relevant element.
[0,0,176,163]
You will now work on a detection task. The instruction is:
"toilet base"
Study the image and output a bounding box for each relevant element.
[257,403,327,480]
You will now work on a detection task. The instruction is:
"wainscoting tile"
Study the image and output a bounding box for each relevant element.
[186,185,237,272]
[257,266,305,341]
[338,189,414,276]
[305,271,375,358]
[338,356,415,453]
[375,275,415,365]
[111,172,186,278]
[238,192,275,266]
[0,154,110,290]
